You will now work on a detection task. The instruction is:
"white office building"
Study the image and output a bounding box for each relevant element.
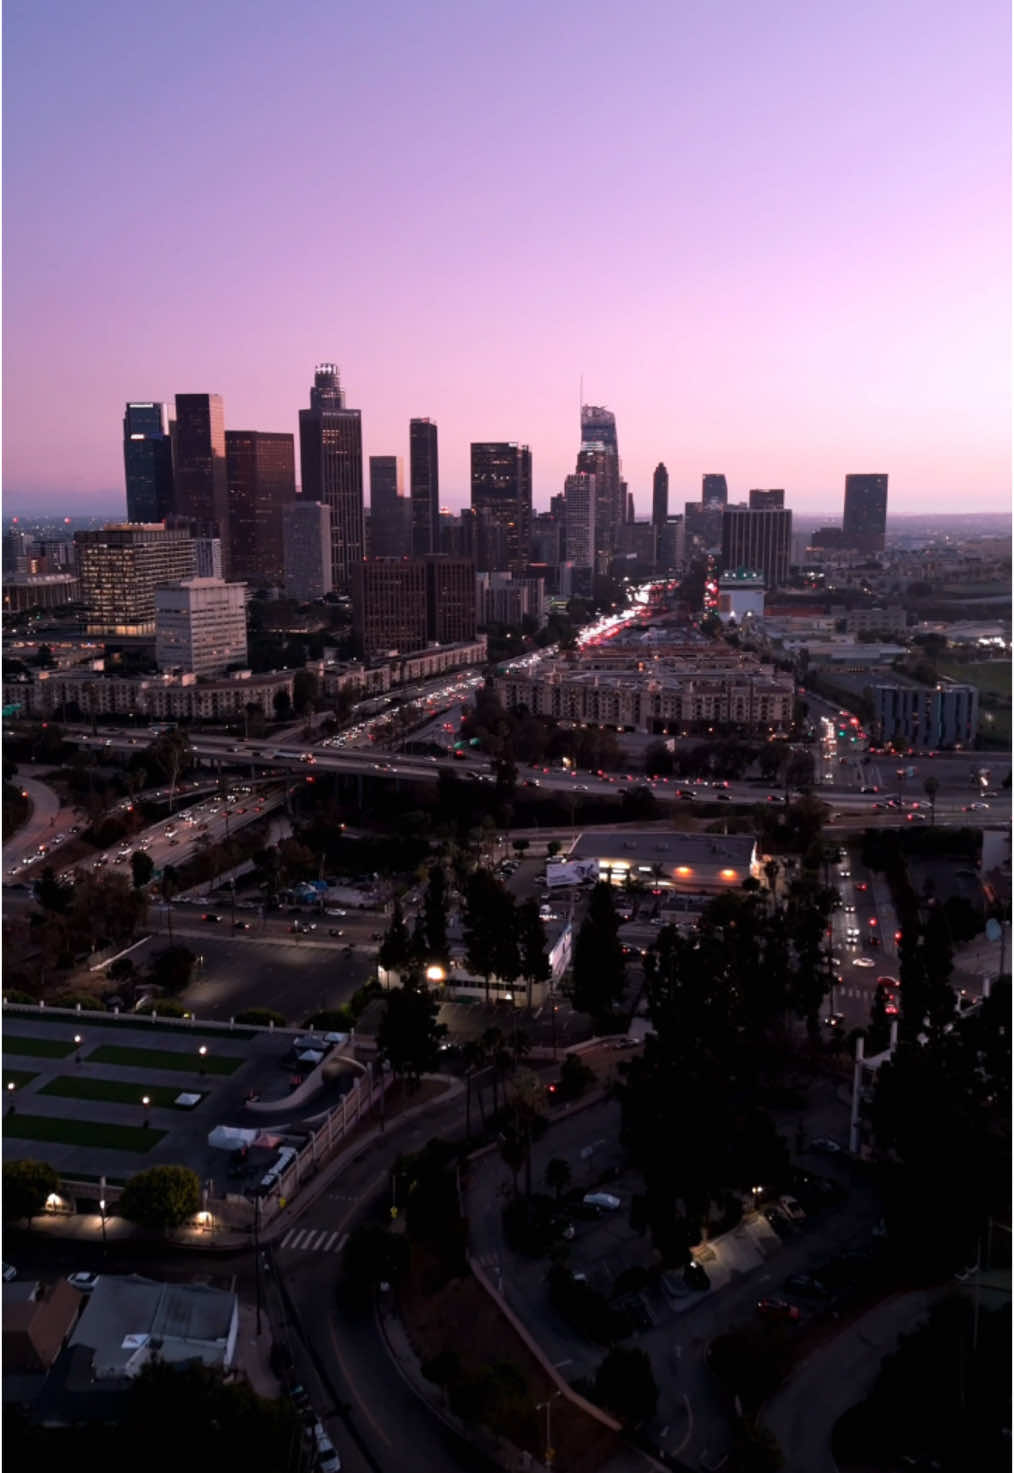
[155,577,248,676]
[282,501,332,601]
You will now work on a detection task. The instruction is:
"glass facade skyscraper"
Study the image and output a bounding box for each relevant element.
[170,393,230,566]
[123,402,173,522]
[298,364,364,592]
[409,418,440,557]
[470,442,532,571]
[843,474,888,553]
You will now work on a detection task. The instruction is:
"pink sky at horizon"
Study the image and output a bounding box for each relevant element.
[3,0,1010,517]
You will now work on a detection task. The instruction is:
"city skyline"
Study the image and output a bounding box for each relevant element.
[3,0,1010,515]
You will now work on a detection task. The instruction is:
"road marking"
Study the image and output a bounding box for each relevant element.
[323,1230,340,1252]
[283,1229,308,1250]
[333,1232,348,1254]
[306,1228,329,1251]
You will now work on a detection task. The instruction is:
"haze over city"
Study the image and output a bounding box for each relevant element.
[3,0,1010,516]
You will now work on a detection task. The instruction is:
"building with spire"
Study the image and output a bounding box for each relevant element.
[298,363,364,592]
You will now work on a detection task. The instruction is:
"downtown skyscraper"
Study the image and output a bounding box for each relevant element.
[298,363,365,592]
[170,394,230,565]
[470,442,532,571]
[578,404,621,570]
[409,418,440,557]
[842,473,888,553]
[123,402,173,522]
[225,430,296,587]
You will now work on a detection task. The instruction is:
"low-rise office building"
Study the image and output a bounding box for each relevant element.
[568,831,761,894]
[871,680,979,748]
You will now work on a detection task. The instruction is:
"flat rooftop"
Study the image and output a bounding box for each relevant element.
[570,831,756,869]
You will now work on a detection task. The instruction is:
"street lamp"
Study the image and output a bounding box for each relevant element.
[536,1391,562,1467]
[198,1045,208,1076]
[142,1095,151,1127]
[74,1033,83,1065]
[425,965,445,984]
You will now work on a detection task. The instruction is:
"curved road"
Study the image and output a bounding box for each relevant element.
[2,770,66,865]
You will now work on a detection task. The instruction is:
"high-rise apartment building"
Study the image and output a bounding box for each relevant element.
[225,430,296,586]
[298,363,365,591]
[123,403,173,522]
[409,419,440,557]
[843,474,888,553]
[748,488,785,510]
[352,557,476,657]
[155,577,248,676]
[75,524,196,636]
[170,395,229,558]
[720,505,792,589]
[531,511,563,566]
[652,463,669,533]
[426,557,476,645]
[564,472,597,588]
[470,442,532,571]
[282,501,332,601]
[578,404,621,567]
[194,538,223,578]
[702,474,728,506]
[368,456,411,558]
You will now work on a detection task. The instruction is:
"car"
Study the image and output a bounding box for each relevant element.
[784,1274,828,1298]
[810,1137,842,1154]
[234,921,250,931]
[843,902,855,913]
[582,1192,621,1211]
[778,1195,806,1222]
[2,1263,16,1283]
[202,913,223,923]
[67,1272,100,1293]
[756,1297,800,1321]
[683,1260,710,1291]
[852,957,875,968]
[326,909,347,917]
[763,1206,796,1239]
[839,869,850,878]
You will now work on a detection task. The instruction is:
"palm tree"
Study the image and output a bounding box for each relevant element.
[461,1038,487,1137]
[923,775,939,826]
[481,1027,504,1110]
[545,1157,571,1201]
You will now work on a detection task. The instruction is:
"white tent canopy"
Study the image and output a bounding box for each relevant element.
[207,1125,259,1151]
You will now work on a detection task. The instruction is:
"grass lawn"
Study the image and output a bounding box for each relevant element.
[3,1070,39,1089]
[87,1044,244,1075]
[38,1076,206,1109]
[4,1113,166,1152]
[936,660,1012,696]
[3,1005,255,1042]
[3,1035,77,1059]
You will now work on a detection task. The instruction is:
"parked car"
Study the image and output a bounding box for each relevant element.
[779,1195,806,1222]
[67,1272,100,1293]
[582,1192,621,1212]
[809,1137,842,1154]
[784,1274,828,1298]
[756,1297,800,1321]
[763,1206,795,1239]
[683,1260,710,1291]
[2,1263,16,1282]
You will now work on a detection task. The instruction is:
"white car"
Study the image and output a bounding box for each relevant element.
[2,1262,16,1283]
[852,957,875,968]
[67,1272,100,1293]
[583,1192,621,1211]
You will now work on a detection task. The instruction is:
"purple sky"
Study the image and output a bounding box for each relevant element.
[3,0,1010,517]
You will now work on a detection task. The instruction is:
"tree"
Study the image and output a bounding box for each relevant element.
[149,946,197,995]
[512,838,530,858]
[3,1159,59,1227]
[866,982,894,1056]
[544,1157,572,1201]
[130,850,155,890]
[517,899,551,1010]
[463,870,519,1004]
[593,1345,659,1427]
[376,983,447,1088]
[341,1223,409,1299]
[923,775,940,826]
[570,882,626,1023]
[272,688,292,719]
[378,898,412,977]
[234,1008,287,1027]
[423,864,450,971]
[558,1051,595,1100]
[547,840,562,859]
[119,1164,201,1232]
[462,1038,488,1137]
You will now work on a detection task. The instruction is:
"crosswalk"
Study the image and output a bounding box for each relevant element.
[279,1226,348,1255]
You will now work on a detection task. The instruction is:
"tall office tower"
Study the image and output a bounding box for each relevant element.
[225,430,296,586]
[409,418,440,557]
[684,501,724,551]
[470,442,532,570]
[74,524,196,635]
[652,463,669,533]
[155,577,248,676]
[531,511,563,566]
[194,537,223,578]
[720,505,792,588]
[625,488,635,524]
[579,404,621,565]
[2,528,32,574]
[123,402,173,522]
[564,471,597,592]
[701,474,728,506]
[842,474,888,553]
[298,363,365,591]
[657,515,684,572]
[368,456,411,558]
[352,559,428,657]
[748,488,785,509]
[282,501,333,600]
[170,395,229,560]
[425,556,476,645]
